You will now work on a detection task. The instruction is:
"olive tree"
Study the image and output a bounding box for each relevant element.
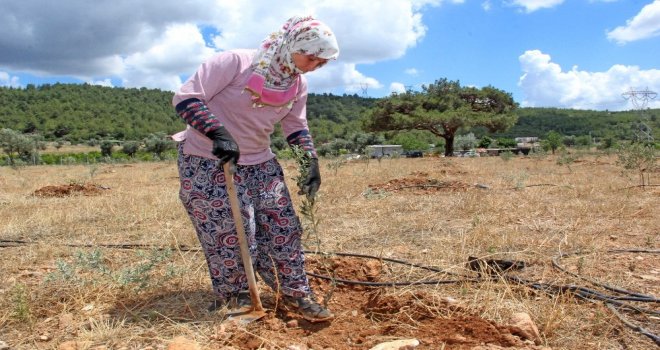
[0,128,40,165]
[365,79,518,156]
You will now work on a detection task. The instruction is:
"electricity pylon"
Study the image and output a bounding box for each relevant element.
[622,87,656,142]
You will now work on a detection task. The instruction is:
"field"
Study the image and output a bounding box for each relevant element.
[0,154,658,349]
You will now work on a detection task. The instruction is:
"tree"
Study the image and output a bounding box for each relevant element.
[144,132,175,159]
[0,128,39,165]
[365,79,518,156]
[617,142,657,187]
[455,133,478,151]
[121,141,141,158]
[478,135,494,148]
[100,140,114,157]
[390,131,433,151]
[543,131,562,154]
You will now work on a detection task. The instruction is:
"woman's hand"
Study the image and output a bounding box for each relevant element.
[206,126,240,165]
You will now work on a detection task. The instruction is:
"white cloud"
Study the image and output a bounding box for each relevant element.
[507,0,564,13]
[390,82,407,94]
[208,0,436,64]
[121,23,216,91]
[405,68,420,76]
[0,71,20,87]
[482,1,492,11]
[334,63,383,95]
[518,50,660,110]
[607,0,660,44]
[87,79,114,87]
[0,0,451,93]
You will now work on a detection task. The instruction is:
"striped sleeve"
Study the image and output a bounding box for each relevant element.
[286,129,318,158]
[175,98,222,135]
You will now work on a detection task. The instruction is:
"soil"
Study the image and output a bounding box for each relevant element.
[367,172,470,194]
[32,183,108,197]
[22,179,546,349]
[171,255,547,350]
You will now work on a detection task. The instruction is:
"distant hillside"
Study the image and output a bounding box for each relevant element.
[0,84,373,143]
[0,83,180,142]
[0,84,657,144]
[494,107,659,140]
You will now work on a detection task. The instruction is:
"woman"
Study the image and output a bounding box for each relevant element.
[171,16,339,322]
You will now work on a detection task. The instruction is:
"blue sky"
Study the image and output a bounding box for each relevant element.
[1,0,659,111]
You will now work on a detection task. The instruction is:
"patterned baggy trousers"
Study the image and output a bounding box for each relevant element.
[177,146,311,301]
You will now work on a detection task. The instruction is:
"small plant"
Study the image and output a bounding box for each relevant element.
[290,146,321,250]
[116,249,173,290]
[10,283,32,324]
[45,248,176,292]
[528,147,548,160]
[291,145,336,307]
[645,236,654,248]
[46,259,81,283]
[88,164,100,179]
[577,256,585,275]
[503,171,529,190]
[556,149,578,172]
[362,187,390,199]
[326,156,347,175]
[616,142,657,187]
[499,151,514,162]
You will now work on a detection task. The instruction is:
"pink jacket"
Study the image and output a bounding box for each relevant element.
[172,49,309,165]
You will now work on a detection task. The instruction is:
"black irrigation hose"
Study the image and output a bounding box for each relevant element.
[549,249,660,345]
[552,249,659,301]
[3,239,658,344]
[305,249,660,345]
[607,304,660,347]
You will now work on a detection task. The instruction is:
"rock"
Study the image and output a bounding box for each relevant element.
[59,341,93,350]
[445,334,468,344]
[264,317,283,331]
[286,345,308,350]
[368,339,420,350]
[509,312,541,345]
[286,319,299,328]
[58,313,75,330]
[167,336,200,350]
[0,340,9,350]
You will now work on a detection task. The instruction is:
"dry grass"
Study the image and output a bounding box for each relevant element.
[0,153,658,349]
[42,144,100,155]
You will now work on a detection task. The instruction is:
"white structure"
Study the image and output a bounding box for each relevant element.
[366,145,403,158]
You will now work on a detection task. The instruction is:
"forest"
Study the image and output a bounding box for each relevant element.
[0,83,658,149]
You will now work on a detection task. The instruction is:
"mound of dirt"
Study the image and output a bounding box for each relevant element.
[32,183,108,197]
[258,255,547,349]
[368,177,469,194]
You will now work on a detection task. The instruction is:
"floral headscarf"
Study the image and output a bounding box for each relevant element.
[245,16,339,107]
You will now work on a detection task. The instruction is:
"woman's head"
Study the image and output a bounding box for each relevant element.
[279,17,339,73]
[246,16,339,107]
[291,53,328,73]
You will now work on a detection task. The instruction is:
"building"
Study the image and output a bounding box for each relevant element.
[366,145,403,158]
